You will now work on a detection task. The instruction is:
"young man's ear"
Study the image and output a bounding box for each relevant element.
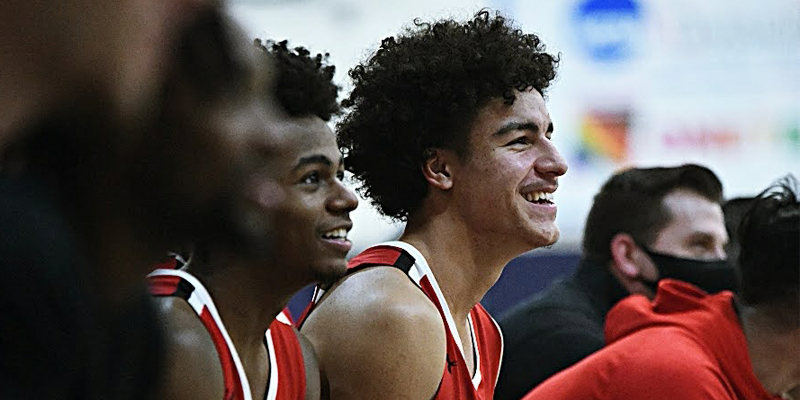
[421,148,454,190]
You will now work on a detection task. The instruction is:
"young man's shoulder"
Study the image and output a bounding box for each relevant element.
[307,266,444,344]
[153,296,226,399]
[302,266,447,399]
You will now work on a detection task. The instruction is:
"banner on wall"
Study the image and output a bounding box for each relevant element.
[505,0,800,245]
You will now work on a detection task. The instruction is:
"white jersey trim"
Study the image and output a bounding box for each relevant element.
[264,328,280,400]
[491,309,504,389]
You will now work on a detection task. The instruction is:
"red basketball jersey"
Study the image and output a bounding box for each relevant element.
[148,269,306,400]
[302,241,503,399]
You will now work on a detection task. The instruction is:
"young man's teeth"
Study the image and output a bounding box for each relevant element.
[323,228,347,239]
[523,191,554,203]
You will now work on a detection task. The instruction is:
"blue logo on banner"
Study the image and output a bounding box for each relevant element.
[573,0,642,63]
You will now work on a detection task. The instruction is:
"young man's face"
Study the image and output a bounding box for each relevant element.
[254,116,358,284]
[449,88,568,252]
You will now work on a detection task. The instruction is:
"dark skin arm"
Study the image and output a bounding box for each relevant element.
[154,297,225,400]
[295,328,322,400]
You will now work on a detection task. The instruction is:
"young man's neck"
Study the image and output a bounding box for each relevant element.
[402,209,516,323]
[741,306,800,395]
[186,253,301,350]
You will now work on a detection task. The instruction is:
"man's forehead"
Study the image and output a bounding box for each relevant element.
[661,190,727,234]
[662,189,721,212]
[252,116,335,155]
[473,90,551,132]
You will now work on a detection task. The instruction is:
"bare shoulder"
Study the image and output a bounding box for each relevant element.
[301,267,446,400]
[294,328,321,400]
[153,297,225,400]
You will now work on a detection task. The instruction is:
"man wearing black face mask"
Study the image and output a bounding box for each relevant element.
[496,164,735,400]
[523,175,799,400]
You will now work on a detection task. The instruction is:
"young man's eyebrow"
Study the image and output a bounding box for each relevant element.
[292,154,333,172]
[493,121,552,137]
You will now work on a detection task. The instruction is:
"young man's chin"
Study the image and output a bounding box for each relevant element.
[314,262,349,287]
[527,227,560,250]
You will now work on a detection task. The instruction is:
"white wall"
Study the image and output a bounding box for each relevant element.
[228,0,800,254]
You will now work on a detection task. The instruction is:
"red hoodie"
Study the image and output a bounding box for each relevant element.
[522,279,781,400]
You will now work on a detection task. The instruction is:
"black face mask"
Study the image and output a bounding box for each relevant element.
[640,248,740,295]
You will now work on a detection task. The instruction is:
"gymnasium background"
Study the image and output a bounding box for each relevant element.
[228,0,800,319]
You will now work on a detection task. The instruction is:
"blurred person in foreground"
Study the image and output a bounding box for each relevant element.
[299,10,566,399]
[498,164,736,399]
[0,8,285,399]
[0,0,209,150]
[149,39,357,400]
[523,175,799,400]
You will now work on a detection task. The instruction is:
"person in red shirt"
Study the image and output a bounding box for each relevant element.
[151,39,358,400]
[299,10,567,400]
[523,176,800,400]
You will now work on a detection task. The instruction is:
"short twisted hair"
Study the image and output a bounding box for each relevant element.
[338,10,559,220]
[255,39,339,121]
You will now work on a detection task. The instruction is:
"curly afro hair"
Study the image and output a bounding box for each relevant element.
[338,10,559,221]
[255,39,340,121]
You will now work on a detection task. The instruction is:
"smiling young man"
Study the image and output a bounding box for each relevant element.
[149,40,358,400]
[299,10,566,399]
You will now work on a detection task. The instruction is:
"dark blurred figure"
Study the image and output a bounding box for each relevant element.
[0,6,284,400]
[497,164,736,400]
[523,175,799,400]
[0,0,210,150]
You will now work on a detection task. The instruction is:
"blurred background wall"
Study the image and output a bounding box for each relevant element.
[228,0,800,319]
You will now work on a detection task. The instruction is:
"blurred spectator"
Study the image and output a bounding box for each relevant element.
[523,175,799,400]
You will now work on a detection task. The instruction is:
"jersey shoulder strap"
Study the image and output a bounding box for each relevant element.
[347,244,415,274]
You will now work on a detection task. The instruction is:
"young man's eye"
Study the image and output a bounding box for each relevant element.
[506,136,529,146]
[301,171,320,184]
